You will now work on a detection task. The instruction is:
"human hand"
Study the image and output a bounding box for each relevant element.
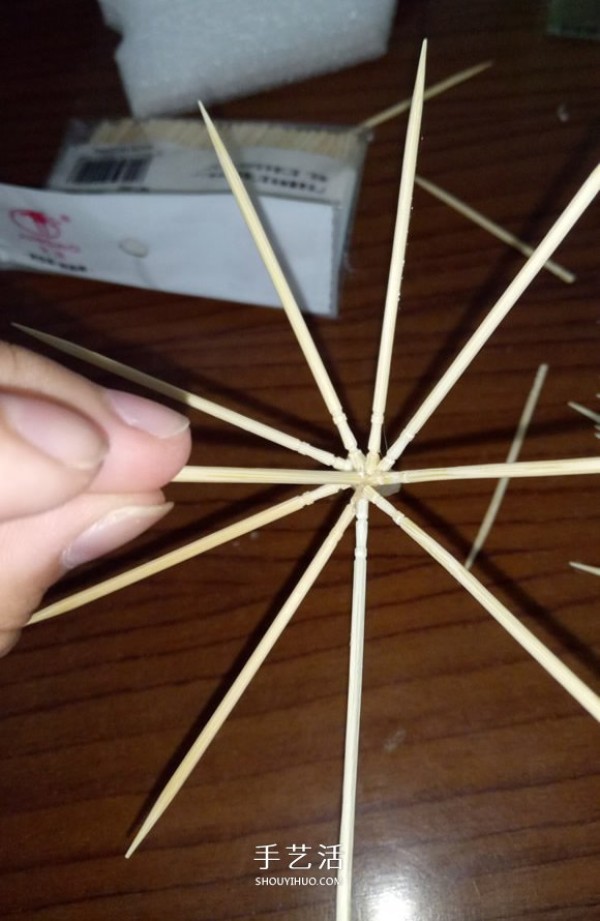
[0,341,192,654]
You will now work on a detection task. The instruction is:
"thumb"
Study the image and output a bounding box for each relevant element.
[0,392,107,520]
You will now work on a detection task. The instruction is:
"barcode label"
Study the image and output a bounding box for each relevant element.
[68,156,151,185]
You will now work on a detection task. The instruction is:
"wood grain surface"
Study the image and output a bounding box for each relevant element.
[0,2,599,919]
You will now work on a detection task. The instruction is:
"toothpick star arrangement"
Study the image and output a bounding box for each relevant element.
[19,41,599,921]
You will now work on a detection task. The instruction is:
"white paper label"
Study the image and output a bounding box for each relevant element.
[0,183,336,316]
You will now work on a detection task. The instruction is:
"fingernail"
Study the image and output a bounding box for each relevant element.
[105,389,189,439]
[0,393,107,470]
[62,502,173,569]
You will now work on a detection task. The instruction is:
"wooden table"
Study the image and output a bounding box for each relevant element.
[1,2,599,919]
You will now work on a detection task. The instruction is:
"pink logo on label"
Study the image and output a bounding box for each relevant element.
[10,209,80,255]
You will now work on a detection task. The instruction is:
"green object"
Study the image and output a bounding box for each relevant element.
[547,0,600,40]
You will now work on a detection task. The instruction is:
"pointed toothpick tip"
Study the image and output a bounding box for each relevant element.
[196,92,359,458]
[125,812,159,858]
[197,100,213,131]
[198,100,218,135]
[124,832,145,859]
[416,39,428,80]
[356,58,492,132]
[12,321,50,342]
[464,363,548,570]
[568,401,600,424]
[120,501,355,856]
[12,321,58,344]
[366,39,427,461]
[569,561,600,576]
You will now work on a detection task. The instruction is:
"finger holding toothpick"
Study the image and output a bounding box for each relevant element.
[0,340,191,651]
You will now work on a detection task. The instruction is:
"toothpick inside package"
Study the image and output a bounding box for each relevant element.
[0,118,368,316]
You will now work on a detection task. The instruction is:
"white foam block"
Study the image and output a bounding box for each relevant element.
[97,0,397,117]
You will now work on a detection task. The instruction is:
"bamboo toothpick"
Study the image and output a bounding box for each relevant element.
[336,495,369,921]
[387,454,600,485]
[358,60,492,131]
[366,40,427,471]
[29,484,345,625]
[14,323,352,472]
[415,176,575,284]
[466,363,548,569]
[198,103,361,467]
[173,454,600,487]
[175,453,600,488]
[570,561,600,577]
[173,466,364,486]
[379,164,600,470]
[367,488,600,723]
[125,499,357,858]
[569,401,600,426]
